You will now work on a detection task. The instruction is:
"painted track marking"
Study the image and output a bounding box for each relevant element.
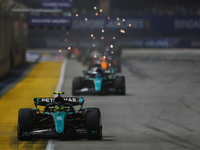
[45,58,68,150]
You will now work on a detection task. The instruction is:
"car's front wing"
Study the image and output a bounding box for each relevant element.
[73,87,117,95]
[21,128,88,139]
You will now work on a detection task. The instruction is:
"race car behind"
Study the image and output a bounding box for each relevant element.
[72,68,126,95]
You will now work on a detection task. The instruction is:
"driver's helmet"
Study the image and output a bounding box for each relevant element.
[96,67,102,73]
[55,97,64,102]
[54,105,65,111]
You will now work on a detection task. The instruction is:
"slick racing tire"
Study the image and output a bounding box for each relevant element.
[72,77,82,95]
[115,76,126,95]
[86,108,102,140]
[17,108,33,140]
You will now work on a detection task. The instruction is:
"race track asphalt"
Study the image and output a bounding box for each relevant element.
[58,49,200,150]
[1,49,200,150]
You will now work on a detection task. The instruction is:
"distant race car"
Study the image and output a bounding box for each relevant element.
[17,92,102,140]
[66,47,80,59]
[72,67,126,95]
[100,45,122,72]
[100,55,121,72]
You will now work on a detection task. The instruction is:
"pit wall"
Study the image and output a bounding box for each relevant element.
[0,1,28,79]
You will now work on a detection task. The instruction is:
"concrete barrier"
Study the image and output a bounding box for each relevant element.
[0,0,28,79]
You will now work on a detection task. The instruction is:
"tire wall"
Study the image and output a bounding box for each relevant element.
[0,0,27,79]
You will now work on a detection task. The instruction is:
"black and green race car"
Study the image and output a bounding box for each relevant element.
[72,67,126,95]
[17,92,102,140]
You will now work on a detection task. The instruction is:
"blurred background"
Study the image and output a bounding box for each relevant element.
[1,0,200,78]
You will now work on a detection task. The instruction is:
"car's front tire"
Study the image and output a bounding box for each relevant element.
[17,108,33,140]
[115,76,126,95]
[86,108,102,140]
[72,77,82,95]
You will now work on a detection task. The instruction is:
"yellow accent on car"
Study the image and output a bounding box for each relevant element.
[54,92,64,94]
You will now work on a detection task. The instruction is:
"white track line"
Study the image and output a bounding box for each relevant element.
[45,58,68,150]
[55,58,68,92]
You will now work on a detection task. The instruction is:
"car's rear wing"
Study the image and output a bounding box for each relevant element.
[34,97,84,107]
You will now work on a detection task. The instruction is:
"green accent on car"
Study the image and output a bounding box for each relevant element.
[31,108,39,111]
[93,78,103,91]
[52,111,67,134]
[54,92,64,94]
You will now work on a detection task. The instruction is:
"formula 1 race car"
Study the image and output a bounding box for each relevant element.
[17,92,102,140]
[87,55,121,73]
[72,67,126,95]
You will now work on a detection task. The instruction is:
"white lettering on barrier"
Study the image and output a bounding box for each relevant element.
[174,19,200,29]
[107,19,144,29]
[72,19,104,29]
[32,19,51,23]
[43,2,71,7]
[31,19,69,24]
[51,19,68,23]
[72,19,145,29]
[145,40,169,47]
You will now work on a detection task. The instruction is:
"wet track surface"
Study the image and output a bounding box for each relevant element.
[1,49,200,150]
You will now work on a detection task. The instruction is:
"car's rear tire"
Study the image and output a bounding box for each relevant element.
[115,76,126,95]
[72,77,82,95]
[17,108,33,140]
[86,108,102,140]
